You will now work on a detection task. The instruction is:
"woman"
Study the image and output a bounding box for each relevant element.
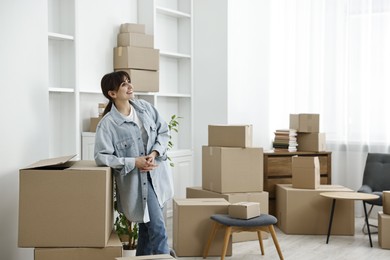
[94,71,174,256]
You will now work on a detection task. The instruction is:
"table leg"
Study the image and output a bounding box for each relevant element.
[363,201,373,247]
[326,199,336,244]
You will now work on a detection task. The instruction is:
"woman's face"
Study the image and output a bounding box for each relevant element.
[112,77,134,101]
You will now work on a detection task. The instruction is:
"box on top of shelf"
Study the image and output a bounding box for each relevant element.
[115,69,159,92]
[378,211,390,249]
[119,23,145,34]
[290,113,319,133]
[116,255,174,260]
[202,146,263,193]
[298,132,326,152]
[208,124,252,148]
[292,156,320,189]
[90,116,103,132]
[34,230,122,260]
[114,46,159,71]
[383,191,390,215]
[229,202,261,220]
[18,155,113,247]
[117,32,154,48]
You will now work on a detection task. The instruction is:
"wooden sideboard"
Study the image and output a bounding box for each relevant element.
[264,151,332,216]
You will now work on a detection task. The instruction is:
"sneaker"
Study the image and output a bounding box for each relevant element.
[169,248,177,259]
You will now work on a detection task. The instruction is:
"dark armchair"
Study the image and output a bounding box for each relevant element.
[358,153,390,232]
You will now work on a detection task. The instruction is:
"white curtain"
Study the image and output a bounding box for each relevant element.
[268,0,390,214]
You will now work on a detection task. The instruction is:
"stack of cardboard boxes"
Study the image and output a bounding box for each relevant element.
[379,191,390,249]
[173,125,268,257]
[18,155,122,260]
[276,117,355,235]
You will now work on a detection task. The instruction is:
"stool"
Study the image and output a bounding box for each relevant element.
[203,214,284,260]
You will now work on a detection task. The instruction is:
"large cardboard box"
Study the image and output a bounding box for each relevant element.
[298,133,326,152]
[208,125,252,147]
[173,198,232,257]
[34,231,122,260]
[276,184,354,235]
[115,69,159,92]
[114,46,159,71]
[290,114,319,133]
[117,255,174,260]
[383,191,390,215]
[19,155,113,247]
[117,32,154,48]
[378,211,390,249]
[229,202,260,219]
[186,187,269,242]
[292,156,320,189]
[90,116,103,132]
[202,146,263,193]
[120,23,145,33]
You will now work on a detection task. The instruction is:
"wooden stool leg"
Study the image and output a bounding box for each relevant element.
[257,230,265,255]
[268,225,284,260]
[221,226,232,260]
[203,222,219,259]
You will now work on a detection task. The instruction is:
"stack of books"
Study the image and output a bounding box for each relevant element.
[273,129,298,152]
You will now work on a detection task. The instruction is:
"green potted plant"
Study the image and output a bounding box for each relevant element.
[114,114,181,251]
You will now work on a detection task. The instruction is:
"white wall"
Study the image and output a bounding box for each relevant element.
[193,0,270,185]
[0,0,49,259]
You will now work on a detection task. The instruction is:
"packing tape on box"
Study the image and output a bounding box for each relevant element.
[118,46,122,56]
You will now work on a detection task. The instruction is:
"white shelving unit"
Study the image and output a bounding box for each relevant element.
[48,0,79,158]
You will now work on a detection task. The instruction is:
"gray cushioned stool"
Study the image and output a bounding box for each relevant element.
[203,214,283,260]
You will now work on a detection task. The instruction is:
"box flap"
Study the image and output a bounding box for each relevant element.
[23,155,76,170]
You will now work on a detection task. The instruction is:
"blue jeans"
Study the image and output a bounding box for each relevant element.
[136,174,169,255]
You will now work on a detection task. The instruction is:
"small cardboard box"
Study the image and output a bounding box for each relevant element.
[34,231,122,260]
[383,191,390,215]
[378,211,390,249]
[208,125,253,147]
[173,198,232,257]
[229,202,260,219]
[90,116,103,132]
[298,133,326,152]
[120,23,145,33]
[276,184,354,235]
[186,186,268,242]
[115,69,159,92]
[202,146,263,193]
[114,46,159,71]
[116,255,174,260]
[292,156,320,189]
[19,155,113,247]
[117,32,154,48]
[290,114,320,133]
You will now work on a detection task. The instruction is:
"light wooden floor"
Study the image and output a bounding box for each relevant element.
[166,217,390,260]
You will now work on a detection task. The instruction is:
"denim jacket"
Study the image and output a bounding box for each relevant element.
[94,99,174,223]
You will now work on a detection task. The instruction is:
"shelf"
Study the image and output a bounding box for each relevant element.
[48,32,74,41]
[49,87,75,93]
[156,6,191,18]
[157,93,191,98]
[160,51,191,59]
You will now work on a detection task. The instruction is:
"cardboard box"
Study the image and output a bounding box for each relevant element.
[378,211,390,249]
[90,116,103,132]
[290,114,320,133]
[117,32,154,48]
[202,146,263,193]
[114,46,159,71]
[298,133,326,152]
[229,202,260,219]
[116,255,174,260]
[292,156,320,189]
[186,186,269,242]
[173,198,232,257]
[208,125,252,147]
[383,191,390,215]
[115,69,159,92]
[19,155,113,247]
[120,23,145,33]
[276,184,355,235]
[34,231,122,260]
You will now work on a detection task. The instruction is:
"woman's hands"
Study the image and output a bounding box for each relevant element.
[135,150,160,172]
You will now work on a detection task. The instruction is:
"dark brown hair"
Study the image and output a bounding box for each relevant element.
[100,71,131,116]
